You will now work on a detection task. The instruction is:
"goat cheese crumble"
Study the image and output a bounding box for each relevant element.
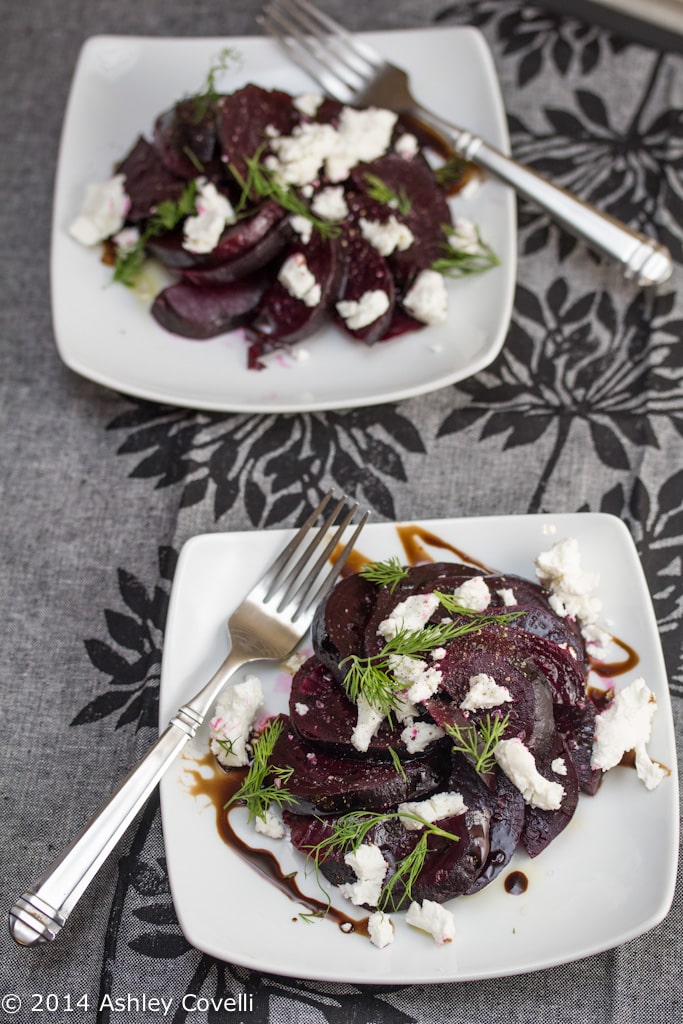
[460,673,512,712]
[339,843,389,907]
[183,178,236,254]
[209,675,263,768]
[451,576,490,612]
[377,593,441,641]
[398,791,468,830]
[278,253,321,307]
[494,738,566,810]
[591,677,665,790]
[336,289,390,329]
[403,269,448,325]
[360,215,414,257]
[405,899,455,945]
[368,910,395,948]
[401,720,445,753]
[69,174,130,246]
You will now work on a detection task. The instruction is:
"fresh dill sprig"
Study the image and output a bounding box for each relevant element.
[446,713,510,774]
[214,737,236,758]
[433,154,471,188]
[227,718,297,823]
[305,809,460,911]
[363,172,411,216]
[341,615,521,716]
[431,223,499,279]
[229,150,340,238]
[190,46,242,120]
[433,590,524,624]
[359,556,409,593]
[113,179,198,286]
[387,747,407,781]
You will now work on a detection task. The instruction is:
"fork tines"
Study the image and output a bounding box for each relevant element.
[261,0,382,103]
[262,490,370,620]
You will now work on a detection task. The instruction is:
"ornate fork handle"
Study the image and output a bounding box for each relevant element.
[406,105,673,287]
[8,645,248,947]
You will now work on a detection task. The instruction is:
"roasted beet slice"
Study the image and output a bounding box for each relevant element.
[362,562,484,657]
[519,734,580,857]
[487,573,586,664]
[285,805,489,907]
[268,715,448,814]
[554,701,602,795]
[182,203,292,285]
[151,275,268,339]
[217,84,298,183]
[115,136,186,222]
[350,152,451,290]
[311,572,378,671]
[447,753,526,894]
[153,98,220,181]
[245,234,339,365]
[289,657,445,760]
[334,232,395,345]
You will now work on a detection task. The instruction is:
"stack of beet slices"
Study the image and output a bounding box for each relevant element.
[111,84,463,368]
[264,561,603,909]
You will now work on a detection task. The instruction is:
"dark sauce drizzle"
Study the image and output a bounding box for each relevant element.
[504,871,528,895]
[185,756,369,936]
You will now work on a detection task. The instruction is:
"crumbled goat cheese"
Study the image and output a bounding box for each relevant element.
[405,899,455,945]
[267,105,396,187]
[339,843,388,907]
[368,910,395,948]
[398,791,468,830]
[495,738,566,810]
[431,647,447,661]
[183,178,236,254]
[360,216,414,256]
[534,537,602,626]
[311,186,348,221]
[278,253,321,307]
[460,673,512,712]
[448,216,482,254]
[387,654,443,703]
[69,174,130,246]
[351,694,386,752]
[289,214,313,244]
[496,587,517,607]
[591,677,665,790]
[452,576,490,612]
[254,806,285,839]
[336,290,390,329]
[377,593,441,641]
[294,702,309,716]
[551,757,568,776]
[403,269,448,325]
[294,92,324,116]
[113,225,140,252]
[582,622,613,661]
[394,132,419,158]
[209,676,263,768]
[401,720,445,754]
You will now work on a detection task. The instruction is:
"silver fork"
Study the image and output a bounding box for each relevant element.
[261,0,673,287]
[9,491,369,947]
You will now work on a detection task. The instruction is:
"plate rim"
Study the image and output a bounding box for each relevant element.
[158,512,679,983]
[50,25,517,413]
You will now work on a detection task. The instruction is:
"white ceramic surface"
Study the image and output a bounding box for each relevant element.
[51,28,516,412]
[158,514,678,983]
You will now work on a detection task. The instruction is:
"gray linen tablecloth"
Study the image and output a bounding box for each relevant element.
[1,0,681,1021]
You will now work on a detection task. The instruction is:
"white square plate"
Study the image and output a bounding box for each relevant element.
[159,514,678,983]
[51,28,515,412]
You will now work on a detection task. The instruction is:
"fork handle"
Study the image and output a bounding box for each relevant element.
[414,111,673,287]
[9,648,246,947]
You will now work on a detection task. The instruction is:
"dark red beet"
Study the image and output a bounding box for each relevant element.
[311,572,378,672]
[182,204,292,285]
[519,734,580,857]
[115,136,186,222]
[554,702,602,795]
[447,753,526,894]
[245,234,339,365]
[153,98,220,181]
[217,84,297,182]
[151,275,268,339]
[334,231,395,345]
[289,657,446,760]
[285,805,489,907]
[268,715,449,814]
